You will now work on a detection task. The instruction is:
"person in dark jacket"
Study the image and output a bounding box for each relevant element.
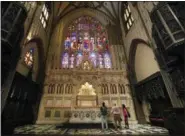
[100,102,108,130]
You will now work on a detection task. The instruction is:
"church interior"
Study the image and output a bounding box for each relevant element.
[1,1,184,135]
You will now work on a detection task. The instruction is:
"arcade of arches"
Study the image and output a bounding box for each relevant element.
[2,1,184,135]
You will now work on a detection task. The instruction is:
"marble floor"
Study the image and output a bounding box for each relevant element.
[13,124,169,135]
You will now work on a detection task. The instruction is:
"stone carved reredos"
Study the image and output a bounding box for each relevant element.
[45,69,128,84]
[92,76,97,80]
[78,82,96,96]
[76,76,82,81]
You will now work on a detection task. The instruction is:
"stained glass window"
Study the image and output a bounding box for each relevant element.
[98,54,104,69]
[104,52,111,69]
[62,52,69,68]
[24,48,34,67]
[76,52,83,67]
[89,52,97,67]
[69,54,75,68]
[61,16,112,69]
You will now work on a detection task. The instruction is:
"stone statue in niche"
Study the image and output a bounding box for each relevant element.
[83,61,90,70]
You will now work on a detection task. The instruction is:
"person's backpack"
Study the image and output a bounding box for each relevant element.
[127,112,131,118]
[126,108,131,118]
[101,106,108,116]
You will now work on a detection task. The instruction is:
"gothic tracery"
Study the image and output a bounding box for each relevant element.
[61,16,112,69]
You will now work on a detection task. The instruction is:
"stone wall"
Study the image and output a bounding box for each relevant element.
[36,69,137,124]
[16,2,54,81]
[120,2,158,59]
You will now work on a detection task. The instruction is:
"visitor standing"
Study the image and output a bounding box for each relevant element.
[111,103,121,130]
[122,104,130,129]
[100,102,108,130]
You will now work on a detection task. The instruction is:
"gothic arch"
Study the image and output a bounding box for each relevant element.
[50,8,115,66]
[128,38,149,83]
[56,8,115,33]
[17,37,45,83]
[122,84,125,94]
[128,38,160,82]
[56,84,61,94]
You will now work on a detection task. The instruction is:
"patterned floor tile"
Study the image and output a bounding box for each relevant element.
[14,124,169,135]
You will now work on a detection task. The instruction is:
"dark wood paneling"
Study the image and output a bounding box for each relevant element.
[135,72,172,126]
[2,72,40,134]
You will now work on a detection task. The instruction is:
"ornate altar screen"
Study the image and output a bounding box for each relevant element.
[77,82,97,107]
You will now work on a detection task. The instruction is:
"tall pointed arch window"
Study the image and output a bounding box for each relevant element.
[69,54,75,68]
[62,52,69,68]
[61,16,112,69]
[24,48,34,67]
[98,54,104,69]
[104,52,111,69]
[123,2,134,32]
[76,52,83,67]
[40,4,49,28]
[89,52,97,67]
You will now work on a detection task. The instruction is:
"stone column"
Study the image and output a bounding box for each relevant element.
[62,84,66,107]
[64,84,67,94]
[36,93,45,124]
[62,86,65,107]
[71,84,76,108]
[117,84,121,107]
[109,45,116,69]
[46,84,49,94]
[129,97,137,122]
[55,84,58,94]
[119,45,124,70]
[142,100,150,122]
[114,45,119,69]
[117,45,121,70]
[44,84,48,94]
[125,84,130,95]
[96,84,101,106]
[108,84,112,107]
[120,45,125,70]
[126,84,137,123]
[116,45,119,69]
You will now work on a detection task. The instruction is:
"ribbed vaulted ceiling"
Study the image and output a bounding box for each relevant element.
[52,1,125,27]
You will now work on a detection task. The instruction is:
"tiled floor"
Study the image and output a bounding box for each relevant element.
[14,124,169,135]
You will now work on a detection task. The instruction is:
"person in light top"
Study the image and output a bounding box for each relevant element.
[111,103,121,130]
